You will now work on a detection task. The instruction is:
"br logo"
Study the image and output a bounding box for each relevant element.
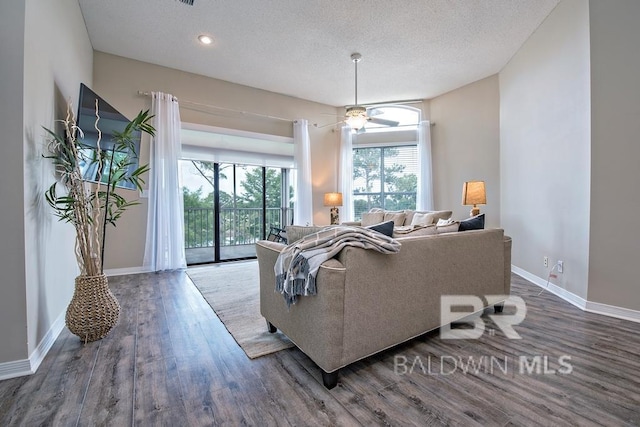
[440,295,526,339]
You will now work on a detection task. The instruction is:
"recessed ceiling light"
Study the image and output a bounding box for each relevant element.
[198,35,213,45]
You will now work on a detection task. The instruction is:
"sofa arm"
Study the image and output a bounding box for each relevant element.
[503,235,512,295]
[256,240,347,373]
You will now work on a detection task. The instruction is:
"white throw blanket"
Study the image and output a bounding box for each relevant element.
[274,226,401,306]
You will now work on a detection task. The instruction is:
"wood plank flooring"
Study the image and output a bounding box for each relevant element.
[1,268,638,426]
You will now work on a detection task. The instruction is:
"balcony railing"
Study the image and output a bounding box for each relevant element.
[184,207,292,249]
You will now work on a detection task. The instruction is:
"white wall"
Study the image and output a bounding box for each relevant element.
[91,53,340,270]
[500,0,591,298]
[0,0,92,369]
[588,0,640,311]
[430,75,501,225]
[0,1,29,364]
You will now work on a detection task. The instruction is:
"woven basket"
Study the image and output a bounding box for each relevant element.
[65,274,120,343]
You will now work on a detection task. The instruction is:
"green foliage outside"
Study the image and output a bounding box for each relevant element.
[353,146,417,219]
[183,162,292,248]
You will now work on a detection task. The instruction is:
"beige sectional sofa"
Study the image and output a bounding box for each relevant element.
[256,227,512,389]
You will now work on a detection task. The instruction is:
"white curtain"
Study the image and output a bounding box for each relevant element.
[416,120,434,211]
[338,125,354,222]
[293,119,313,225]
[143,92,186,271]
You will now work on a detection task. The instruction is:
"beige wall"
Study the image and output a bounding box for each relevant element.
[0,1,28,363]
[0,0,93,366]
[23,0,93,356]
[92,53,340,270]
[429,75,501,226]
[588,0,640,310]
[500,0,591,299]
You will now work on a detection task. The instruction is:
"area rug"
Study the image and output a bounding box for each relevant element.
[187,260,293,359]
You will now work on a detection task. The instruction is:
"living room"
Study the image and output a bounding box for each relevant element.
[1,0,639,424]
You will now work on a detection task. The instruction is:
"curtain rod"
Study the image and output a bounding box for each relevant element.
[137,90,293,123]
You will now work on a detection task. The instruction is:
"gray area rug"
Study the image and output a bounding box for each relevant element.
[187,260,293,359]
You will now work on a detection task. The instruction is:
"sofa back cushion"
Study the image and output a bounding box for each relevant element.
[383,210,406,226]
[285,225,325,244]
[361,211,385,226]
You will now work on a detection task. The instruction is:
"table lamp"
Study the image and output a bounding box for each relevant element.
[462,181,486,217]
[324,192,343,225]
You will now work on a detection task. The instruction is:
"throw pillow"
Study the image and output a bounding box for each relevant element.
[384,210,406,226]
[366,220,394,237]
[458,214,485,232]
[411,212,435,226]
[436,218,454,226]
[405,210,453,225]
[361,211,385,226]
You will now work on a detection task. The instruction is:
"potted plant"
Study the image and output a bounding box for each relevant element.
[43,101,154,342]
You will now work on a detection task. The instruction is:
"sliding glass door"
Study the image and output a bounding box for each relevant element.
[181,159,292,265]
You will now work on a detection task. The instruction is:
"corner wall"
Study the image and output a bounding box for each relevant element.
[0,0,93,372]
[500,0,591,299]
[588,0,640,311]
[22,0,93,359]
[0,1,28,364]
[429,75,501,225]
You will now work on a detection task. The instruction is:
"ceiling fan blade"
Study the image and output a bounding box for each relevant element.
[367,108,383,117]
[368,117,400,127]
[356,126,366,134]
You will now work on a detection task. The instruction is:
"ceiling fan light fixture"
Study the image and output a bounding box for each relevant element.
[345,106,368,130]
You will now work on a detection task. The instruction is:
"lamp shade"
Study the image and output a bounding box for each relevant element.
[462,181,486,206]
[323,192,343,207]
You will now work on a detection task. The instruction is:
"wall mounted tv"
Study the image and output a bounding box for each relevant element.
[76,83,141,190]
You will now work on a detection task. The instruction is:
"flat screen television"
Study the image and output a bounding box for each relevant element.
[76,83,141,190]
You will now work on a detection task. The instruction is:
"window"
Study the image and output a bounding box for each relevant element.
[352,105,421,220]
[353,145,418,219]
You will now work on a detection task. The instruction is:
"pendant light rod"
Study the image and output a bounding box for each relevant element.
[351,53,362,106]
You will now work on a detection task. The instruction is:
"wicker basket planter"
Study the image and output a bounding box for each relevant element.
[65,274,120,343]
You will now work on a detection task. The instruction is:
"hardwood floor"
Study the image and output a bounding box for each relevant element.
[1,269,638,426]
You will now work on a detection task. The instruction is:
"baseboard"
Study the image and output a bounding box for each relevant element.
[511,265,587,310]
[105,266,151,276]
[0,311,66,381]
[511,265,640,323]
[585,300,640,323]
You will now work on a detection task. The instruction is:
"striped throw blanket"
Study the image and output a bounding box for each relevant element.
[274,226,401,306]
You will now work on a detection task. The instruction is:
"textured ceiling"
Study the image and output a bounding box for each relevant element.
[78,0,559,107]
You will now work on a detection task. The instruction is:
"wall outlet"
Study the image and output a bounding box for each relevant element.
[544,256,549,268]
[558,260,564,273]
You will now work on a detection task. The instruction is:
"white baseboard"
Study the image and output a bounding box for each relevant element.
[585,300,640,323]
[105,266,151,277]
[511,265,640,323]
[0,311,66,381]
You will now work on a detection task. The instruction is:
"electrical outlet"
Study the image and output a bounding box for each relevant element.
[544,256,549,268]
[558,260,564,273]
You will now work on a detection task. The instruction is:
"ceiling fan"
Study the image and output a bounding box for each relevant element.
[343,53,400,133]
